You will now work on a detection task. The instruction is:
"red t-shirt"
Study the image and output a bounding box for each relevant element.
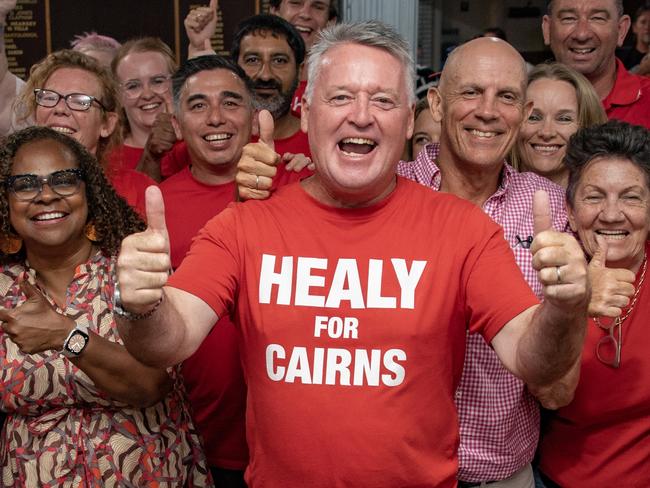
[539,242,650,487]
[107,144,143,172]
[603,59,650,129]
[159,135,311,182]
[168,177,538,487]
[274,128,310,158]
[160,167,246,469]
[109,168,156,218]
[160,165,309,470]
[251,129,311,158]
[107,142,190,180]
[290,80,307,118]
[251,128,313,191]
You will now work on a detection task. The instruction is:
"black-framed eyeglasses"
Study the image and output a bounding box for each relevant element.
[595,317,621,368]
[5,168,86,201]
[120,75,171,99]
[34,88,107,112]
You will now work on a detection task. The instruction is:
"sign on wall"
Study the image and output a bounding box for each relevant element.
[4,0,271,79]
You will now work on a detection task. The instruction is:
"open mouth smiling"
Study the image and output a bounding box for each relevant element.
[531,143,562,154]
[569,47,596,56]
[31,211,68,222]
[338,137,377,156]
[467,128,501,139]
[596,229,629,240]
[49,126,76,135]
[140,102,162,111]
[203,133,233,145]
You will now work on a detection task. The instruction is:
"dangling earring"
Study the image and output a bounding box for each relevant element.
[0,233,23,254]
[84,222,101,242]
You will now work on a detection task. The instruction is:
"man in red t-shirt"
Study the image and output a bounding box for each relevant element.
[543,0,650,129]
[115,22,590,488]
[160,54,309,487]
[232,15,311,162]
[269,0,338,117]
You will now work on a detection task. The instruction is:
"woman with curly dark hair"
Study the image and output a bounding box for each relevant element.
[0,127,212,486]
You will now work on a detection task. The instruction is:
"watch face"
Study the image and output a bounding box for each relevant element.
[67,332,87,354]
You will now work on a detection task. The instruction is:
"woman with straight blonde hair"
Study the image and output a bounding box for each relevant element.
[511,62,607,188]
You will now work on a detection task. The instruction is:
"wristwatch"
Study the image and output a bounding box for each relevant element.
[61,326,90,358]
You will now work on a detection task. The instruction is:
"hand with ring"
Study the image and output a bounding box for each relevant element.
[530,190,589,308]
[235,110,280,201]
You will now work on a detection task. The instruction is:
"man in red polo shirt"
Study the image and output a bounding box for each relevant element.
[543,0,650,128]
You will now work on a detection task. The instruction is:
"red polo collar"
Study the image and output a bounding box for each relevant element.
[602,58,642,110]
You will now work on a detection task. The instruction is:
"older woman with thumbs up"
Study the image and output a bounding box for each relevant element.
[0,127,211,486]
[537,121,650,488]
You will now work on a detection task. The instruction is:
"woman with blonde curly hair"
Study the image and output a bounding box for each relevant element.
[13,49,155,215]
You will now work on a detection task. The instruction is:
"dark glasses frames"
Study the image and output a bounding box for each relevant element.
[34,89,107,112]
[5,168,86,201]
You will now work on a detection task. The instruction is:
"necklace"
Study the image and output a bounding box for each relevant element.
[594,254,647,368]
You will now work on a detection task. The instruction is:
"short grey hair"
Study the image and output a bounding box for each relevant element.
[304,20,416,105]
[546,0,624,17]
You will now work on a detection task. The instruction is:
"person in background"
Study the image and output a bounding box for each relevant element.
[160,55,255,487]
[110,37,182,180]
[511,62,607,188]
[0,0,24,136]
[232,14,312,168]
[537,120,650,488]
[0,126,211,486]
[270,0,337,116]
[409,98,440,159]
[161,53,312,486]
[13,50,155,216]
[542,0,650,128]
[70,31,121,69]
[617,6,650,73]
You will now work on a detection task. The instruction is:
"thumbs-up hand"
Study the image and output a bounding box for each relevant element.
[116,186,171,316]
[530,190,589,308]
[185,0,218,55]
[0,279,76,354]
[587,235,636,317]
[146,99,178,158]
[236,110,281,201]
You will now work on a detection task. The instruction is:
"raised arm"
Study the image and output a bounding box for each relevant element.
[184,0,218,59]
[115,186,217,367]
[492,191,589,387]
[0,280,171,407]
[135,100,177,182]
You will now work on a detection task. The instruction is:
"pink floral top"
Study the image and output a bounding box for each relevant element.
[0,250,212,487]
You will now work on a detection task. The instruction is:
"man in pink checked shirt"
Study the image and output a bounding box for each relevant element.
[237,36,569,488]
[398,37,568,488]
